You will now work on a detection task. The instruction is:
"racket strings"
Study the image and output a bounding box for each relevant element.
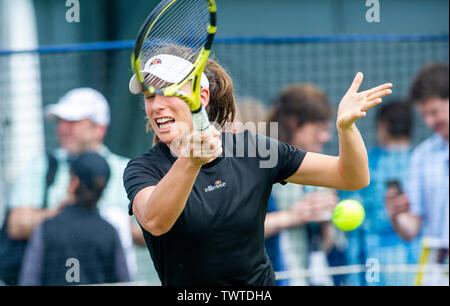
[139,0,210,90]
[141,1,208,60]
[149,0,208,48]
[148,0,207,44]
[142,11,207,66]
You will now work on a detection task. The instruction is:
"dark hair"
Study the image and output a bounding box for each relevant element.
[73,175,109,209]
[408,62,449,105]
[69,152,110,209]
[204,59,236,127]
[146,46,236,145]
[376,101,412,138]
[268,84,332,143]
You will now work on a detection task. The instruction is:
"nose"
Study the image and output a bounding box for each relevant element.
[423,113,437,129]
[319,129,332,144]
[57,120,71,134]
[151,94,168,112]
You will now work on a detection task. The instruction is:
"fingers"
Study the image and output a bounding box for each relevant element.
[347,72,364,94]
[361,83,393,97]
[366,89,392,102]
[385,191,409,217]
[211,125,221,137]
[361,98,382,112]
[191,130,222,158]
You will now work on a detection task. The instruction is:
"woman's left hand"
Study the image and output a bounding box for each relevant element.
[337,72,393,130]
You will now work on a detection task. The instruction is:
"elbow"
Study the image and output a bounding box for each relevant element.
[142,219,171,237]
[7,213,28,240]
[342,176,370,191]
[338,164,370,191]
[7,224,25,240]
[360,176,370,189]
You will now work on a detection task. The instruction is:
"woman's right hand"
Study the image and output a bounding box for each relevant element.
[178,125,223,167]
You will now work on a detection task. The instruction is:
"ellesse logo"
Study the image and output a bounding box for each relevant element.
[204,180,227,192]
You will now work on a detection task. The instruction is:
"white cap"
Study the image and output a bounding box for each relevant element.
[45,88,110,125]
[129,54,210,95]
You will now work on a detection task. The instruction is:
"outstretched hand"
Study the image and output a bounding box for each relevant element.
[337,72,393,130]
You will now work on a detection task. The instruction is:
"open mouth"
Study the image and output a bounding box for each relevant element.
[155,117,175,130]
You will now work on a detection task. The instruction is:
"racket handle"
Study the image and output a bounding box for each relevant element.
[192,106,212,134]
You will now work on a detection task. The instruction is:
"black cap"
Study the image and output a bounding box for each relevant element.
[69,152,110,188]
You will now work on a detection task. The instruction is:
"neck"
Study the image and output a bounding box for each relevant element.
[382,137,410,147]
[75,142,102,154]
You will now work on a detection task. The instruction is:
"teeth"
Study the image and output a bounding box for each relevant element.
[159,123,171,130]
[156,118,173,124]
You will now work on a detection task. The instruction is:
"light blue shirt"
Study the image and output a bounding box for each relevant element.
[407,134,449,248]
[9,145,130,212]
[340,146,421,285]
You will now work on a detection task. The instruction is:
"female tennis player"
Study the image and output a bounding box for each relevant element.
[124,54,392,286]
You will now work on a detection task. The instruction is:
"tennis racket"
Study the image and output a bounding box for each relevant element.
[131,0,217,133]
[415,237,449,286]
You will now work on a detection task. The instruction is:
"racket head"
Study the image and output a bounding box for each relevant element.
[131,0,217,113]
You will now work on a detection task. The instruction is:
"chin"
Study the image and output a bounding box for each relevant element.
[157,131,180,145]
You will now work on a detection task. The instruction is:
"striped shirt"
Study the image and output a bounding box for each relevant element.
[407,134,449,248]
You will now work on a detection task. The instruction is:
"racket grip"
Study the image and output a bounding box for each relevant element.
[192,106,211,134]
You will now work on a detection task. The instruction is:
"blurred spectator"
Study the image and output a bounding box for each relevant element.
[340,101,421,286]
[386,63,449,285]
[1,88,141,285]
[267,84,339,286]
[232,98,289,285]
[264,195,289,286]
[19,152,129,285]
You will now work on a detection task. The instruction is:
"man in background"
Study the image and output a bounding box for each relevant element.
[4,88,143,284]
[386,63,449,285]
[341,101,420,286]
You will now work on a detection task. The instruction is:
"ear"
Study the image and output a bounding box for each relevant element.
[286,117,298,131]
[95,125,108,140]
[200,87,210,108]
[68,175,80,194]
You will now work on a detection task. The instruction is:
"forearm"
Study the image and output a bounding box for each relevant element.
[391,212,422,241]
[264,210,304,238]
[130,222,146,247]
[337,125,370,191]
[142,157,201,236]
[264,211,290,238]
[7,208,55,240]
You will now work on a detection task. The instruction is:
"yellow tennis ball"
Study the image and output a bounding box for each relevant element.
[332,199,365,231]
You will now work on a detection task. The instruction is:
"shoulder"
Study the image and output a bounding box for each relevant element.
[368,146,383,156]
[41,210,65,230]
[124,143,171,177]
[367,147,384,163]
[222,130,288,153]
[98,214,120,233]
[99,146,130,168]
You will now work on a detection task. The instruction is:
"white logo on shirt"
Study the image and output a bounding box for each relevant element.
[204,180,227,192]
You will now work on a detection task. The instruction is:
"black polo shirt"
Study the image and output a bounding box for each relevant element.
[123,131,306,286]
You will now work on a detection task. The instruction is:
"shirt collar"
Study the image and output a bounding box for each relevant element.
[55,145,110,161]
[431,133,449,151]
